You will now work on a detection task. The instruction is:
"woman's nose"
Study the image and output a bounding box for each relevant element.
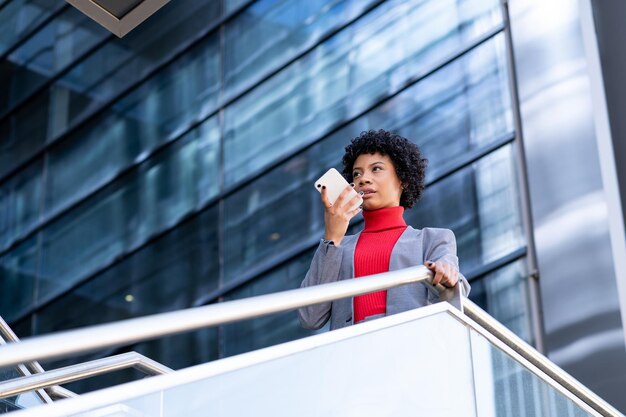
[358,175,372,185]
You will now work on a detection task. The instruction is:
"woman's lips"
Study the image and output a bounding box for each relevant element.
[361,190,375,199]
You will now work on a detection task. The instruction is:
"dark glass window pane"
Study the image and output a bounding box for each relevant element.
[223,35,512,283]
[36,117,220,304]
[223,151,324,282]
[221,249,319,357]
[469,259,533,343]
[44,115,220,226]
[0,236,38,322]
[0,7,108,117]
[0,91,49,180]
[0,160,42,250]
[109,35,221,141]
[223,0,502,186]
[224,0,379,100]
[0,2,222,182]
[56,0,221,130]
[0,0,64,56]
[11,317,32,339]
[406,145,525,272]
[224,0,251,15]
[35,205,220,334]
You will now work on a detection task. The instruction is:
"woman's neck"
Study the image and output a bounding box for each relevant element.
[362,206,406,232]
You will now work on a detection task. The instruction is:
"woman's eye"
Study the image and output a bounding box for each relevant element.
[373,166,381,171]
[353,172,360,178]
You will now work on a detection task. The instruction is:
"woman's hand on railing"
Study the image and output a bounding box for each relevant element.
[424,260,458,288]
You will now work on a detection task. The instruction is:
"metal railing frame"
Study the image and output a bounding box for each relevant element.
[0,352,172,400]
[1,317,57,404]
[0,317,170,402]
[0,265,621,417]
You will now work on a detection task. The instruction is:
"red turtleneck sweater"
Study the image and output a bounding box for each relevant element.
[353,206,407,323]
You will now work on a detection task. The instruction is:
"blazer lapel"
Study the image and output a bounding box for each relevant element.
[386,227,433,315]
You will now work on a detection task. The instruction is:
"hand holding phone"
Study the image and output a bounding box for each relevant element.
[314,168,363,246]
[314,168,363,211]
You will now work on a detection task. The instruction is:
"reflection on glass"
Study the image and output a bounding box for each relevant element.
[224,0,502,186]
[0,1,222,182]
[224,0,252,15]
[35,205,220,348]
[44,90,220,225]
[0,7,108,117]
[0,161,42,250]
[0,236,38,322]
[0,91,50,180]
[407,145,524,272]
[470,329,594,417]
[223,151,322,282]
[57,1,221,133]
[35,117,220,305]
[0,0,64,57]
[221,250,317,357]
[224,0,379,100]
[469,260,533,343]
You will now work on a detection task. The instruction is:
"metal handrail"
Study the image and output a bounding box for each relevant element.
[0,265,620,417]
[0,352,172,399]
[0,266,440,368]
[463,299,623,417]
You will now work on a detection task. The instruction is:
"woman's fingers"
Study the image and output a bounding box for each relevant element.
[446,264,458,287]
[347,193,363,209]
[320,186,332,209]
[426,261,444,286]
[424,261,458,288]
[346,205,362,219]
[334,185,356,208]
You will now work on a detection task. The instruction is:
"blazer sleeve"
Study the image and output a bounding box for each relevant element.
[297,239,344,330]
[423,228,471,297]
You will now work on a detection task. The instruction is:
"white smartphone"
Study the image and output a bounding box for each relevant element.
[314,168,363,210]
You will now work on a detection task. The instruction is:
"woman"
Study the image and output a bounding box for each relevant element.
[298,129,470,330]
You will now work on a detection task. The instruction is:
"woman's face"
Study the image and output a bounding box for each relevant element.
[352,152,403,210]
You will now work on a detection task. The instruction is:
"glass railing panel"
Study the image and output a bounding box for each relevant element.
[469,328,599,417]
[0,398,22,413]
[0,394,42,414]
[66,310,477,417]
[66,404,151,417]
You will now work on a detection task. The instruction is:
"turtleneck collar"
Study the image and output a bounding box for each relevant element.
[362,206,406,232]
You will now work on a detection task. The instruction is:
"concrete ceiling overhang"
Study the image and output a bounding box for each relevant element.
[66,0,171,37]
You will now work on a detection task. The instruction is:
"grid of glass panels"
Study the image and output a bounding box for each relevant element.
[0,0,534,393]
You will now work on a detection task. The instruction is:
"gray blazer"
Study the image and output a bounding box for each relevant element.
[298,227,470,330]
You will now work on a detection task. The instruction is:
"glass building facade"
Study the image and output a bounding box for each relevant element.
[0,0,534,391]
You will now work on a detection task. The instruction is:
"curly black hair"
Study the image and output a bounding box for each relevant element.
[341,129,427,209]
